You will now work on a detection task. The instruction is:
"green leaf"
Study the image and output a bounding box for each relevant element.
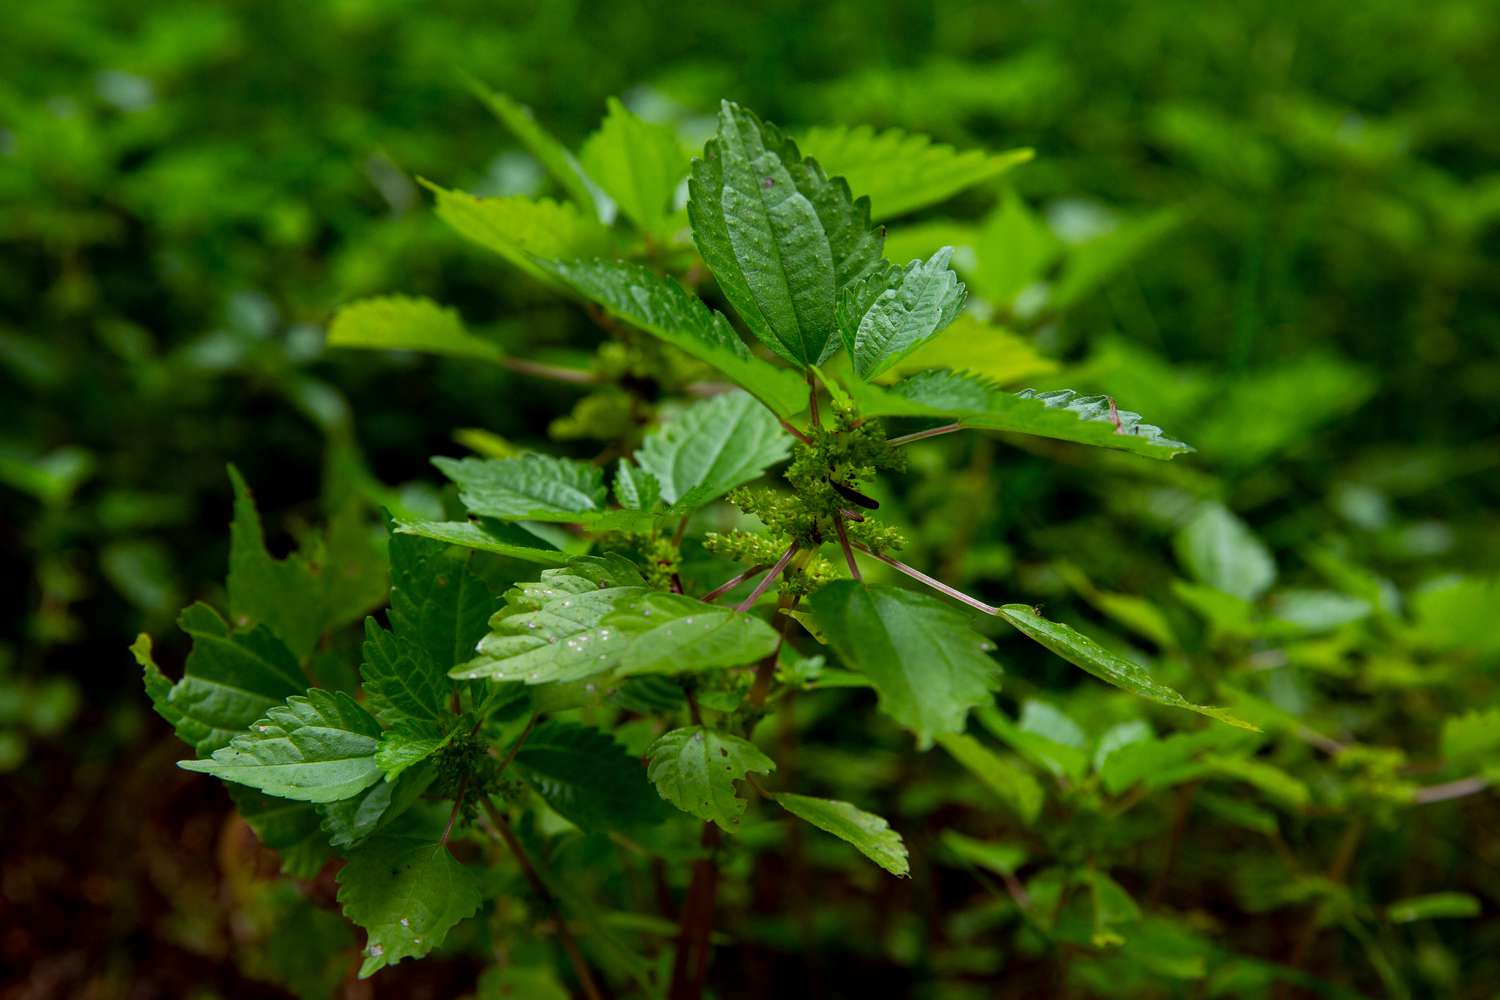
[227,466,327,661]
[375,720,453,782]
[424,181,611,285]
[179,689,383,803]
[645,726,775,831]
[392,518,569,565]
[1173,504,1277,601]
[809,582,1002,748]
[885,313,1057,386]
[1204,754,1309,810]
[433,453,607,523]
[972,189,1063,305]
[635,391,792,507]
[320,763,436,849]
[1442,707,1500,767]
[774,793,909,877]
[798,124,1032,220]
[851,374,1193,459]
[838,248,967,380]
[1410,575,1500,655]
[1094,726,1249,795]
[512,720,668,832]
[229,787,332,878]
[540,257,806,418]
[1049,205,1186,313]
[602,592,780,675]
[470,85,601,214]
[1387,892,1481,923]
[613,460,661,511]
[135,604,306,755]
[997,605,1257,730]
[454,556,647,684]
[981,701,1091,781]
[337,835,483,977]
[327,296,503,363]
[939,830,1028,877]
[580,97,689,234]
[937,733,1044,825]
[689,100,883,366]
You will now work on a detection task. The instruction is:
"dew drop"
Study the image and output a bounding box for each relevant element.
[368,944,384,957]
[400,917,410,928]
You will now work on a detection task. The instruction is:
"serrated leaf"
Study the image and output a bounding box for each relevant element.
[809,582,1002,748]
[541,257,805,418]
[433,453,607,523]
[512,720,668,832]
[885,313,1057,386]
[635,390,791,507]
[228,466,327,661]
[337,836,483,977]
[327,296,503,362]
[392,518,569,565]
[375,720,453,782]
[471,85,601,214]
[774,793,908,876]
[1173,504,1276,601]
[997,605,1257,730]
[179,689,384,803]
[424,181,611,284]
[135,604,306,755]
[646,726,775,830]
[1387,893,1481,923]
[613,460,661,511]
[690,101,883,366]
[320,763,436,849]
[938,733,1044,825]
[454,556,647,684]
[851,374,1193,459]
[798,124,1032,220]
[580,97,689,234]
[602,591,780,675]
[839,247,967,380]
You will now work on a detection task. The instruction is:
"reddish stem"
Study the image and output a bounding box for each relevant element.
[834,517,861,581]
[702,563,769,604]
[887,422,963,448]
[850,542,999,616]
[734,542,798,612]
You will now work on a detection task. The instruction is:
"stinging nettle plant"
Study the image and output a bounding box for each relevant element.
[140,98,1247,996]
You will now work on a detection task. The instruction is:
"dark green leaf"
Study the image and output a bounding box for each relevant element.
[646,726,775,830]
[337,835,483,977]
[433,454,607,522]
[602,591,781,675]
[513,720,668,832]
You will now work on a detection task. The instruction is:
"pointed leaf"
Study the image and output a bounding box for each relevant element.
[512,720,668,832]
[540,257,806,418]
[798,124,1032,220]
[602,591,780,675]
[424,182,610,284]
[228,466,326,661]
[646,726,775,831]
[839,247,967,380]
[635,390,792,507]
[337,836,483,977]
[393,518,569,565]
[997,605,1257,730]
[938,733,1043,824]
[471,85,600,214]
[327,296,503,363]
[433,453,607,522]
[580,97,689,234]
[886,314,1057,385]
[809,582,1002,748]
[774,793,909,876]
[179,689,384,803]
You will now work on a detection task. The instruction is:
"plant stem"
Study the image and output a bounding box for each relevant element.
[494,713,539,775]
[778,419,812,445]
[887,422,963,448]
[807,371,821,431]
[1412,775,1490,803]
[850,542,999,616]
[440,772,470,848]
[834,516,861,580]
[668,822,722,1000]
[499,356,600,385]
[701,563,769,603]
[481,797,606,1000]
[747,594,799,709]
[734,542,798,612]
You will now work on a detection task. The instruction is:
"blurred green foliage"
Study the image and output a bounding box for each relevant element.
[3,0,1498,997]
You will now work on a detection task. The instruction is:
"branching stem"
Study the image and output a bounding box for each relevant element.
[701,563,768,604]
[734,542,798,612]
[850,542,999,616]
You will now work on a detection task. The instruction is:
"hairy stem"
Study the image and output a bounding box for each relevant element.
[850,542,999,616]
[481,797,605,1000]
[887,422,963,448]
[734,542,798,612]
[701,563,769,604]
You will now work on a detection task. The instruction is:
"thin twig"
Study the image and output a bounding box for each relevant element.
[850,541,999,616]
[668,822,722,1000]
[1412,775,1490,804]
[440,772,470,848]
[494,714,540,776]
[887,422,963,448]
[778,419,812,445]
[834,516,861,581]
[701,563,769,604]
[481,797,606,1000]
[807,371,821,431]
[747,595,800,709]
[734,542,799,612]
[499,356,600,385]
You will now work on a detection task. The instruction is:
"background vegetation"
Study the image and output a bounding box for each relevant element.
[4,0,1497,996]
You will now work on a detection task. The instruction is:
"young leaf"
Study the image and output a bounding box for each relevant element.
[613,460,661,511]
[179,689,384,803]
[424,182,611,284]
[135,604,306,755]
[645,726,775,831]
[470,85,601,214]
[602,592,780,675]
[689,100,883,366]
[393,518,569,566]
[327,296,503,363]
[540,257,806,417]
[375,720,453,782]
[634,390,792,507]
[1173,504,1276,601]
[512,720,668,832]
[851,374,1194,459]
[774,793,909,877]
[227,466,327,662]
[580,97,689,234]
[996,605,1257,730]
[809,582,1002,748]
[337,835,483,977]
[798,124,1032,220]
[433,454,607,522]
[838,247,967,380]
